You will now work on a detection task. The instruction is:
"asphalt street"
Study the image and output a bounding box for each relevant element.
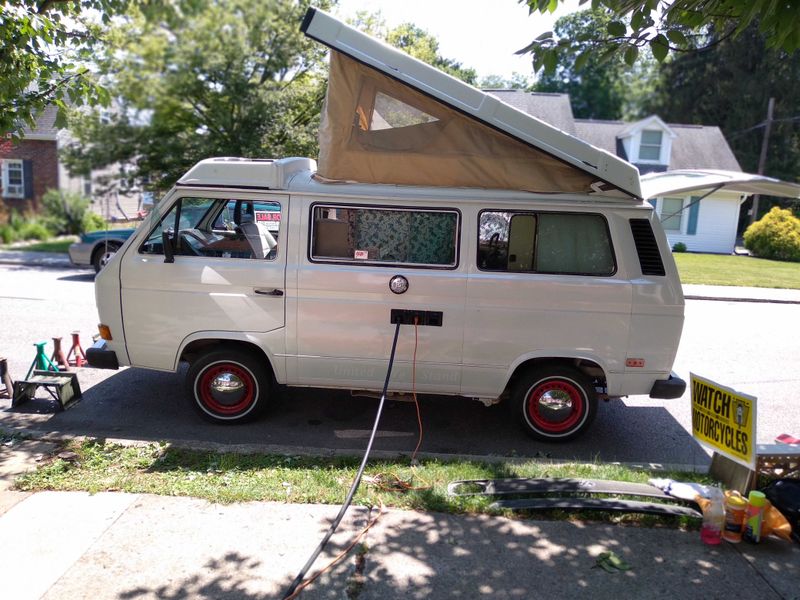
[1,263,798,469]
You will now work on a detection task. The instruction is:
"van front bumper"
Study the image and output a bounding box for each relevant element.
[86,340,120,370]
[649,372,686,399]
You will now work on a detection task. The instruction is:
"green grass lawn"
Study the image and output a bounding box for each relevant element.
[12,438,713,527]
[4,238,76,253]
[674,253,800,289]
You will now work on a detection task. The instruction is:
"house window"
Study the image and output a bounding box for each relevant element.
[638,130,663,162]
[2,159,24,198]
[659,197,684,231]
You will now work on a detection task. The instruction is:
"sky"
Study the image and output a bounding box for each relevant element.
[334,0,581,81]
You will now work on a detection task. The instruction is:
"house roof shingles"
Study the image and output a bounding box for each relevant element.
[21,105,59,139]
[485,89,741,172]
[485,90,577,135]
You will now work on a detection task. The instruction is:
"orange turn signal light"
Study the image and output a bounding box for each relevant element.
[98,324,113,341]
[626,358,645,368]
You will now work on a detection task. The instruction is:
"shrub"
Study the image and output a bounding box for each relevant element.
[83,211,107,232]
[672,242,687,253]
[18,220,52,241]
[0,224,18,244]
[744,207,800,262]
[41,189,94,235]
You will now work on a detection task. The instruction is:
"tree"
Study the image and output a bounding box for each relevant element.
[646,23,800,188]
[64,0,332,191]
[533,9,634,119]
[349,12,478,85]
[479,73,533,90]
[519,0,800,72]
[0,0,130,137]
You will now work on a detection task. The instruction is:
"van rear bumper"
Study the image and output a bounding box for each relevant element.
[649,372,686,399]
[86,340,120,370]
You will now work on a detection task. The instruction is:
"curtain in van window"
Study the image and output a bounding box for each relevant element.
[353,209,456,264]
[536,214,614,275]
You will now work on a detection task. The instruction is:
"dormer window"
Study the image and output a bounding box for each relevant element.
[638,130,663,162]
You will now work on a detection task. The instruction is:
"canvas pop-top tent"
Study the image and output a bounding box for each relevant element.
[301,8,642,199]
[300,8,800,206]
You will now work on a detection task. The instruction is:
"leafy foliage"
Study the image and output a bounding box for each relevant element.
[744,207,800,263]
[533,9,657,119]
[41,189,99,235]
[351,13,479,85]
[0,0,129,137]
[519,0,800,70]
[645,22,800,222]
[64,0,332,190]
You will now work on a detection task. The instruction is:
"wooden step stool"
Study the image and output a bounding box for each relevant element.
[12,370,82,411]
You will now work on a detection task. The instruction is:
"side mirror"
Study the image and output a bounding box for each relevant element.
[162,229,175,263]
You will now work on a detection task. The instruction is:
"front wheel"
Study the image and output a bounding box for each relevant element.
[513,365,597,442]
[92,241,121,273]
[185,348,270,423]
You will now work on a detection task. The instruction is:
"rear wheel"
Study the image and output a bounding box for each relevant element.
[92,241,121,272]
[186,348,270,423]
[513,365,597,442]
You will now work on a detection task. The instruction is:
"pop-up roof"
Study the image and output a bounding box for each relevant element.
[301,8,642,199]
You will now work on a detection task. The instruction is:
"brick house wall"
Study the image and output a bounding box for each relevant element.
[0,139,59,214]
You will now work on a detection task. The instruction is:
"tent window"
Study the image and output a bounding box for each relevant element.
[368,92,439,131]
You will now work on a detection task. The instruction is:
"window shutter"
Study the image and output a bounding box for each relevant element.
[687,197,700,235]
[23,160,34,200]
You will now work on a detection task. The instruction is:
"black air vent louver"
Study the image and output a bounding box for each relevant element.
[629,219,666,276]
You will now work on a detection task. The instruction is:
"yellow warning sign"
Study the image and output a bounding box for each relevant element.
[690,373,757,469]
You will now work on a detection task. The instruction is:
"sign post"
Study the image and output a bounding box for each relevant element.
[690,373,757,469]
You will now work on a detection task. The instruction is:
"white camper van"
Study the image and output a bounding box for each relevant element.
[86,9,800,442]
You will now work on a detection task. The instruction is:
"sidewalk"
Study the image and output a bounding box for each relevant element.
[0,249,72,269]
[1,441,798,600]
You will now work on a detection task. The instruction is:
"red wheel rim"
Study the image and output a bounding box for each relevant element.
[525,378,585,434]
[197,362,256,416]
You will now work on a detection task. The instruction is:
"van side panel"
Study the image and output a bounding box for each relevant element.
[623,210,685,393]
[289,195,466,393]
[462,207,633,398]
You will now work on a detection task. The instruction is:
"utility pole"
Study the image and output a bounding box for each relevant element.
[750,97,775,225]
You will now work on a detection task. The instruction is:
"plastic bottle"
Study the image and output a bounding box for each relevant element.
[722,490,747,543]
[700,487,725,545]
[743,490,767,543]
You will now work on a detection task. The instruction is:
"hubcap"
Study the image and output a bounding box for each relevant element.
[198,363,256,415]
[100,251,116,268]
[526,379,584,434]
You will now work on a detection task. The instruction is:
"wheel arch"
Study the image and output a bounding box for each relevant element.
[504,355,608,400]
[177,333,277,381]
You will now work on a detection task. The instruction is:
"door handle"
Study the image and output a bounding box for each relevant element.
[254,288,284,296]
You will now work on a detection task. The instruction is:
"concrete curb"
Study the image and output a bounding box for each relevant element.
[684,295,800,305]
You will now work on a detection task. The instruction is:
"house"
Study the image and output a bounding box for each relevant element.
[1,106,142,221]
[0,105,59,214]
[487,90,745,254]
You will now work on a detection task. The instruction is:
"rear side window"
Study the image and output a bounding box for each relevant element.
[478,211,615,276]
[310,204,458,267]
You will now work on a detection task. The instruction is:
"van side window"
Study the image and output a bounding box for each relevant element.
[140,197,281,260]
[310,204,458,267]
[478,211,615,276]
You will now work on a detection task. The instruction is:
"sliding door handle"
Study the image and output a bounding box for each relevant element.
[254,288,284,297]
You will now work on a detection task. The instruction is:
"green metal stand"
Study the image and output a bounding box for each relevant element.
[25,341,59,380]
